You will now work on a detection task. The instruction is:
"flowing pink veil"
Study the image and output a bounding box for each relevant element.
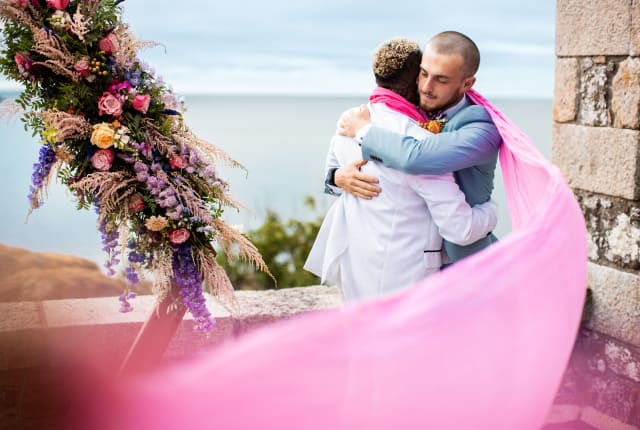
[83,89,587,430]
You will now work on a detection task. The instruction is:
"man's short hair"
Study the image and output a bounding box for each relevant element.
[372,38,422,104]
[428,31,480,77]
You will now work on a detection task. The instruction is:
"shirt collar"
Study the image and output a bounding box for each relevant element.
[441,93,468,119]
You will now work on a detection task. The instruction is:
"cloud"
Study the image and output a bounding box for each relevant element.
[0,1,556,98]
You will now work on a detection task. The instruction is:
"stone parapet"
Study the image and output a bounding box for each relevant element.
[0,286,341,429]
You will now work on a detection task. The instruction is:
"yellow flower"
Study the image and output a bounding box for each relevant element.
[41,127,57,145]
[90,122,115,149]
[145,216,168,232]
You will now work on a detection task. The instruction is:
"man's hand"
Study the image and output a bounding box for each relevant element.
[335,160,380,199]
[338,104,371,138]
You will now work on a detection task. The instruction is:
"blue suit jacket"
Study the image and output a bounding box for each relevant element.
[360,96,501,262]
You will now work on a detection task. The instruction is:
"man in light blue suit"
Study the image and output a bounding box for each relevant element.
[330,31,502,263]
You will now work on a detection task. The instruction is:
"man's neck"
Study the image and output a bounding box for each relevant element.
[427,93,467,118]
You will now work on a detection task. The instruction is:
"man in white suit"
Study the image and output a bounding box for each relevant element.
[304,39,497,302]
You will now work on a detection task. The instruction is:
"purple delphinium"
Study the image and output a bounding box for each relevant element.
[172,243,215,331]
[126,245,145,285]
[95,205,120,276]
[118,291,136,313]
[27,143,56,205]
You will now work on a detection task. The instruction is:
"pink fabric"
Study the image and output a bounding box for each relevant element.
[78,90,586,430]
[369,86,427,123]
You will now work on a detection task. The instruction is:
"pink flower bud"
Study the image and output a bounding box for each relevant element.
[131,94,151,114]
[98,33,119,54]
[46,0,69,10]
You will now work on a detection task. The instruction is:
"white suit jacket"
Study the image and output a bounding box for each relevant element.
[305,103,497,301]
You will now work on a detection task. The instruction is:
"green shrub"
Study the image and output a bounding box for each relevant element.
[217,196,323,290]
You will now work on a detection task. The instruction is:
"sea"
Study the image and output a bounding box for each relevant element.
[0,94,552,266]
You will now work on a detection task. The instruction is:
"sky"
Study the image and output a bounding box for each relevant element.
[0,0,556,97]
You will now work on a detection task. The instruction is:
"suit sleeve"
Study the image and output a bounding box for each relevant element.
[407,173,498,246]
[361,108,501,175]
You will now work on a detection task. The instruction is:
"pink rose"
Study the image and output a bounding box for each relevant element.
[98,33,119,54]
[127,194,145,212]
[74,58,90,78]
[169,155,188,170]
[13,0,29,8]
[131,94,151,114]
[168,228,190,245]
[14,52,31,69]
[98,92,123,117]
[46,0,69,9]
[91,149,115,171]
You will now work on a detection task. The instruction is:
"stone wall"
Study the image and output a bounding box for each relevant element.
[549,1,640,428]
[553,0,640,348]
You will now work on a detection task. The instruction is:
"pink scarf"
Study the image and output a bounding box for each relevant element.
[369,86,427,122]
[76,90,587,430]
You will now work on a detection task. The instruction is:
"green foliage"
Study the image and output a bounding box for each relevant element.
[218,196,323,290]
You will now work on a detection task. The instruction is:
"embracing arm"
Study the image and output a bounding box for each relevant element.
[360,107,501,175]
[323,134,343,196]
[323,133,381,199]
[408,173,497,245]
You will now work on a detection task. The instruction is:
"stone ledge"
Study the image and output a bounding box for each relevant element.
[0,286,342,370]
[1,285,341,331]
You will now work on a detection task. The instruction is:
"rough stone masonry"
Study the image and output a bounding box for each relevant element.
[548,1,640,429]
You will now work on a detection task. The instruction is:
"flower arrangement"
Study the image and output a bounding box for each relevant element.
[0,0,270,330]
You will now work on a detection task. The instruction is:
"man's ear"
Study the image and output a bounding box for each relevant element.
[462,76,476,92]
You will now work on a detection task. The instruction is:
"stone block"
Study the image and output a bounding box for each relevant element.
[546,404,582,424]
[581,406,639,430]
[578,59,614,127]
[585,263,640,347]
[551,124,640,200]
[604,340,640,382]
[556,0,632,56]
[575,191,640,271]
[631,0,640,56]
[233,285,341,318]
[571,328,640,384]
[612,57,640,130]
[586,375,639,424]
[554,58,580,123]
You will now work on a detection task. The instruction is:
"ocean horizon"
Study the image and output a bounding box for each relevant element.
[0,93,552,267]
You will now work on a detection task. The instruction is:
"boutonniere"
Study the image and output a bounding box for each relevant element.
[420,118,448,134]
